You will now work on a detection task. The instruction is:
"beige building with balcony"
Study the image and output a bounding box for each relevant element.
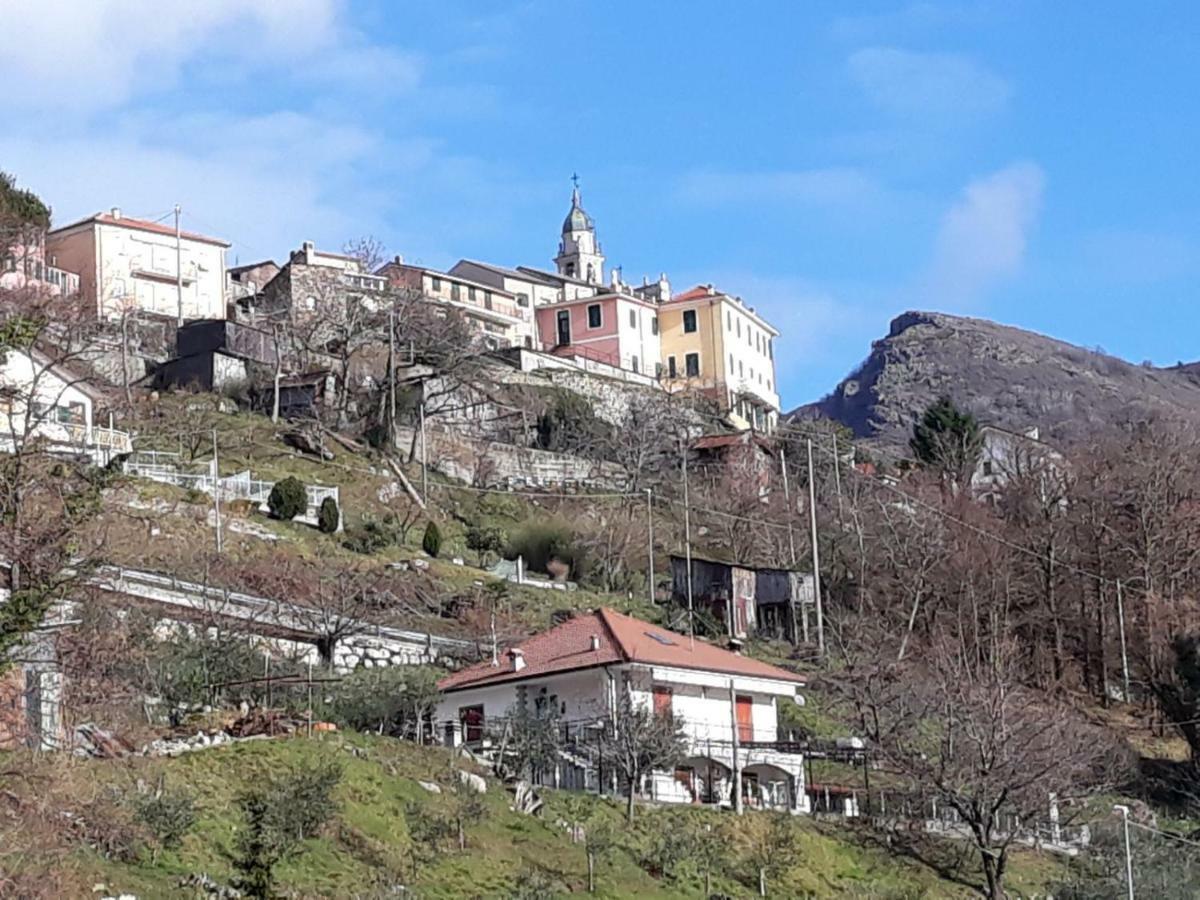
[376,258,526,350]
[46,209,229,321]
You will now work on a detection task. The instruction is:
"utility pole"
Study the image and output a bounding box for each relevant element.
[779,447,804,645]
[174,204,183,327]
[419,397,429,504]
[645,488,655,606]
[211,428,223,554]
[728,677,743,815]
[682,435,695,647]
[831,432,845,522]
[388,301,397,437]
[1113,804,1134,900]
[1116,579,1132,702]
[806,439,825,656]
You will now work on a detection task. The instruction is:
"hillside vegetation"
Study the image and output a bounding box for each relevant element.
[0,734,1066,899]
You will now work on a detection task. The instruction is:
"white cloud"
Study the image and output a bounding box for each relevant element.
[676,167,883,209]
[922,161,1045,304]
[848,47,1011,119]
[0,0,419,111]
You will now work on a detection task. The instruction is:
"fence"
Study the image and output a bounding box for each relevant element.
[123,450,341,525]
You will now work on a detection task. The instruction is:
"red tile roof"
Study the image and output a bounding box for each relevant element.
[666,285,719,304]
[50,213,230,247]
[438,607,805,692]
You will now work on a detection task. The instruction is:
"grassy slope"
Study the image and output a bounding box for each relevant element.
[2,734,1064,899]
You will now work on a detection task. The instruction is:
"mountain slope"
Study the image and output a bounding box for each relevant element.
[791,310,1200,452]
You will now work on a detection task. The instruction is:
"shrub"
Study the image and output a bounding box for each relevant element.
[506,519,583,578]
[322,667,440,739]
[422,520,442,557]
[132,783,196,854]
[267,475,307,520]
[317,496,339,533]
[233,761,343,898]
[465,523,506,565]
[534,389,612,455]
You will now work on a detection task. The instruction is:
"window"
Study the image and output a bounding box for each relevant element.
[655,362,663,377]
[739,361,744,378]
[668,356,677,378]
[652,685,673,717]
[587,303,602,328]
[483,291,493,310]
[729,353,734,372]
[747,327,752,347]
[524,336,533,348]
[768,339,773,360]
[651,316,658,335]
[468,286,476,301]
[632,355,639,373]
[982,460,994,476]
[629,309,637,328]
[726,311,731,330]
[304,295,316,311]
[736,319,741,338]
[516,292,529,307]
[685,353,700,377]
[451,283,461,302]
[431,276,441,292]
[683,309,697,333]
[565,262,576,277]
[586,263,595,282]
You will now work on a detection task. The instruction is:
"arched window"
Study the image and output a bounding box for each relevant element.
[565,262,576,277]
[586,263,595,282]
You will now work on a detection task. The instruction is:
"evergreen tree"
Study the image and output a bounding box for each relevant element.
[909,395,982,477]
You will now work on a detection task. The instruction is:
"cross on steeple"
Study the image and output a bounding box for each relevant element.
[570,172,580,190]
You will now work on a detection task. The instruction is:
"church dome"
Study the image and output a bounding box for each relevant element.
[562,187,594,234]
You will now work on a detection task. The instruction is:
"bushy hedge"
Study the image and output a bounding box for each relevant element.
[505,519,583,578]
[422,520,442,557]
[267,476,306,520]
[317,497,339,533]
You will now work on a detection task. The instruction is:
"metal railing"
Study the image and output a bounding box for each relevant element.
[123,451,340,520]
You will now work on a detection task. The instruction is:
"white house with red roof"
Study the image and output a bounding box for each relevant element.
[46,208,230,321]
[437,607,810,813]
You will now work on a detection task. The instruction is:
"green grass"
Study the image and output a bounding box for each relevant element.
[2,734,1067,899]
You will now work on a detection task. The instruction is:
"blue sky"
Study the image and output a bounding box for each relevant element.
[3,1,1199,408]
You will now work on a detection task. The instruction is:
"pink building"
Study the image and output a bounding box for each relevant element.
[1,229,80,297]
[534,291,661,377]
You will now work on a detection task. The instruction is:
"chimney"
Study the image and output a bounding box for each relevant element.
[110,207,121,220]
[706,283,715,295]
[589,635,601,651]
[508,648,526,672]
[393,254,404,265]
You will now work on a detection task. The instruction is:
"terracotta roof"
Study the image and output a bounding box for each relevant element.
[438,607,805,692]
[49,213,230,247]
[668,285,720,304]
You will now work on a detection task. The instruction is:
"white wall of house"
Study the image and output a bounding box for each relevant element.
[614,296,662,377]
[0,349,94,445]
[437,661,806,812]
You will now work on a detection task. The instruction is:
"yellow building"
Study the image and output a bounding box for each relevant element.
[658,284,781,431]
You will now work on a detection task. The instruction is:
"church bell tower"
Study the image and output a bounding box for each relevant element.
[554,175,605,285]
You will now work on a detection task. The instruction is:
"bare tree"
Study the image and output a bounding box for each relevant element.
[831,625,1125,899]
[599,692,688,822]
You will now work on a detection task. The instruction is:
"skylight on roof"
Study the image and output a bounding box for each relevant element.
[644,631,676,646]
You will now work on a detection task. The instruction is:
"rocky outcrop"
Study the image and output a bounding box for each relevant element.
[792,311,1200,452]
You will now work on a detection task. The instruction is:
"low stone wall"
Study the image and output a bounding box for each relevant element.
[398,424,627,490]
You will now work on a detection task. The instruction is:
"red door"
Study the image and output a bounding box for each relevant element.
[735,695,754,743]
[460,705,484,743]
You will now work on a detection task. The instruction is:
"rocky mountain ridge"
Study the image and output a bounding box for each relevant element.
[791,310,1200,452]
